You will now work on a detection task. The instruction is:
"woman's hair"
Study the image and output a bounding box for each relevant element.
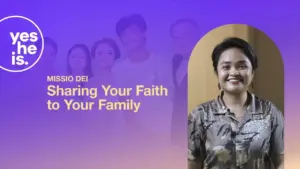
[91,38,121,60]
[211,37,258,73]
[67,44,93,77]
[115,14,147,37]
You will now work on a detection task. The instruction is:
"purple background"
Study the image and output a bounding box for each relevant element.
[0,0,300,169]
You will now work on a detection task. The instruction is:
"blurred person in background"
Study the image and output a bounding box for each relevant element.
[66,43,93,86]
[112,13,173,143]
[22,37,59,95]
[4,37,60,103]
[170,18,200,146]
[188,37,284,169]
[35,37,59,75]
[83,38,124,146]
[87,37,121,85]
[59,43,94,103]
[85,37,122,111]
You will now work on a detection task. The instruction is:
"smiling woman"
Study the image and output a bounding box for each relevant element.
[188,34,284,169]
[212,37,257,98]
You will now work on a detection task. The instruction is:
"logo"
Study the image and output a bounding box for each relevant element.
[0,15,44,72]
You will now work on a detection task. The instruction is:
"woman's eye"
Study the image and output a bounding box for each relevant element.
[239,65,247,69]
[222,65,230,70]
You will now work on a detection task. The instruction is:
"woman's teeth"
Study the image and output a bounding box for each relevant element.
[229,79,239,82]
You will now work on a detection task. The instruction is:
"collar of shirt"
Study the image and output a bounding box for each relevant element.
[213,91,258,116]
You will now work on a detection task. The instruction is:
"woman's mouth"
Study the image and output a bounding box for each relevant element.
[227,78,243,85]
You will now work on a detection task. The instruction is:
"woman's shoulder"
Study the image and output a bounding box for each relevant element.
[189,99,218,119]
[252,94,283,116]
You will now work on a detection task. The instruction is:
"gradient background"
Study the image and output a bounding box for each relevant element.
[0,0,300,169]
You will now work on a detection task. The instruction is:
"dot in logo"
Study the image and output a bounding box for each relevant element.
[0,15,44,73]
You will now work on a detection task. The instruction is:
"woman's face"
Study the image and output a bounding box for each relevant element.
[68,47,87,73]
[120,25,145,52]
[217,48,254,94]
[94,43,115,69]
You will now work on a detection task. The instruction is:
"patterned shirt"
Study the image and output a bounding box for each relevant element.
[188,92,284,169]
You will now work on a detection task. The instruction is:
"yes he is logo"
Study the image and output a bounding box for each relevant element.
[10,32,39,66]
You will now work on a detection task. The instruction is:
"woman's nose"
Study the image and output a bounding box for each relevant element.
[229,68,240,75]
